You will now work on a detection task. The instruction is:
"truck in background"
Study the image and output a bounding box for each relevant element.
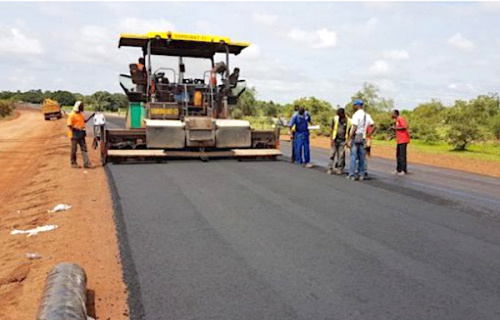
[42,99,62,120]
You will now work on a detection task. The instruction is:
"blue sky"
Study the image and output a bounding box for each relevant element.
[1,1,499,109]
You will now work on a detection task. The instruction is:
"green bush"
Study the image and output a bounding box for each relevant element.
[490,114,500,140]
[0,99,15,117]
[446,122,483,150]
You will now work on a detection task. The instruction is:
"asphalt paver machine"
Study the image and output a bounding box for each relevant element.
[99,31,281,164]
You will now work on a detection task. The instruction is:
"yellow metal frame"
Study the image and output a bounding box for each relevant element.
[119,31,250,48]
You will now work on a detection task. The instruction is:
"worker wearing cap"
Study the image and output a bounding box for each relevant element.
[346,99,367,180]
[289,106,314,167]
[67,101,94,169]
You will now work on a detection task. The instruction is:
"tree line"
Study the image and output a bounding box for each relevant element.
[2,85,499,151]
[233,82,500,150]
[0,90,129,112]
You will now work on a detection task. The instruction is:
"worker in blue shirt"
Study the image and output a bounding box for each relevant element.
[289,107,314,167]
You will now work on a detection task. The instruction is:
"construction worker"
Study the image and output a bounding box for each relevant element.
[347,99,367,181]
[327,108,352,175]
[362,112,375,176]
[228,67,240,86]
[289,107,314,167]
[391,109,410,175]
[137,57,146,73]
[67,101,94,169]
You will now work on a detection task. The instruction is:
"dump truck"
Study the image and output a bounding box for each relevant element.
[97,31,281,164]
[42,99,62,120]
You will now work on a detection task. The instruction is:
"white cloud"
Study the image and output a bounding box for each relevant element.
[315,29,338,49]
[369,60,390,75]
[240,44,261,60]
[195,20,215,34]
[37,3,70,17]
[58,25,118,65]
[287,28,337,49]
[448,83,457,89]
[448,33,474,51]
[120,18,174,33]
[0,28,44,55]
[383,49,410,60]
[253,13,278,26]
[365,17,379,29]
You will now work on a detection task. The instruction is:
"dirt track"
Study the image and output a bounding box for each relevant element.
[0,108,128,320]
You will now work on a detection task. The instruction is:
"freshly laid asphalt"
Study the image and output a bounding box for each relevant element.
[104,116,500,320]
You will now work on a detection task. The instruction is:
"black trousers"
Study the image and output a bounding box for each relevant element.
[396,143,408,173]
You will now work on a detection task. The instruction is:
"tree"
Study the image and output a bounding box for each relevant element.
[88,91,112,111]
[348,82,394,115]
[445,100,484,150]
[20,90,44,104]
[291,97,334,136]
[51,90,77,106]
[233,87,258,118]
[490,114,500,140]
[110,93,128,111]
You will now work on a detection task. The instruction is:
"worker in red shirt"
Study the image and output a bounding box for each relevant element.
[391,109,410,175]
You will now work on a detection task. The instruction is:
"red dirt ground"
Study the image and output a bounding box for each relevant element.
[0,108,128,320]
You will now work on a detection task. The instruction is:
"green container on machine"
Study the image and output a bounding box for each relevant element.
[127,102,145,129]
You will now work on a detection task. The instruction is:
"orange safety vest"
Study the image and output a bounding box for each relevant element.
[67,111,85,138]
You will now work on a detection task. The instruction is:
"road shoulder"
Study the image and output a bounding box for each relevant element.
[0,109,128,320]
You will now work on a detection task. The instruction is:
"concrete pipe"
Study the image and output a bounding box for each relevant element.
[37,263,88,320]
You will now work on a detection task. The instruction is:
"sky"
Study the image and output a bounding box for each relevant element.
[1,1,499,109]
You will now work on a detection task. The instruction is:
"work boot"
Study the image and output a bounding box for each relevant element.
[71,164,81,169]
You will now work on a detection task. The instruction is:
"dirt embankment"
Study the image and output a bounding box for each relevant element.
[0,108,128,320]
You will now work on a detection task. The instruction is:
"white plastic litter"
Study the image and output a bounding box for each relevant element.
[48,204,72,213]
[25,252,42,260]
[11,225,59,237]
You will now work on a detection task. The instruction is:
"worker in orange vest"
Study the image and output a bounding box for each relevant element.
[67,101,94,169]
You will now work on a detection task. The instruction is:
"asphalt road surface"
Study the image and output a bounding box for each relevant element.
[104,116,500,320]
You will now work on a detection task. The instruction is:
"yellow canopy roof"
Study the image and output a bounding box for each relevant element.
[119,31,250,58]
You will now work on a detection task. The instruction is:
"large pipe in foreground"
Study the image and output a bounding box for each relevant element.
[37,263,87,320]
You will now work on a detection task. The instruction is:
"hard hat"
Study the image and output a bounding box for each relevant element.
[353,99,364,106]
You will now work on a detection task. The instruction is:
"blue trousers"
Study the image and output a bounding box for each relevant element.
[349,141,365,177]
[294,134,310,164]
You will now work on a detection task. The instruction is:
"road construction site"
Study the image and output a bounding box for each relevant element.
[1,106,500,320]
[104,115,500,320]
[1,29,500,320]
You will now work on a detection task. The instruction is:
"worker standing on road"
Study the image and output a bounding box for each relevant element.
[391,109,410,175]
[289,105,298,163]
[347,99,367,180]
[362,112,375,177]
[289,107,314,168]
[68,101,94,169]
[327,108,351,174]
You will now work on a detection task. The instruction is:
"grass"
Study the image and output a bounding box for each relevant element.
[373,138,500,162]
